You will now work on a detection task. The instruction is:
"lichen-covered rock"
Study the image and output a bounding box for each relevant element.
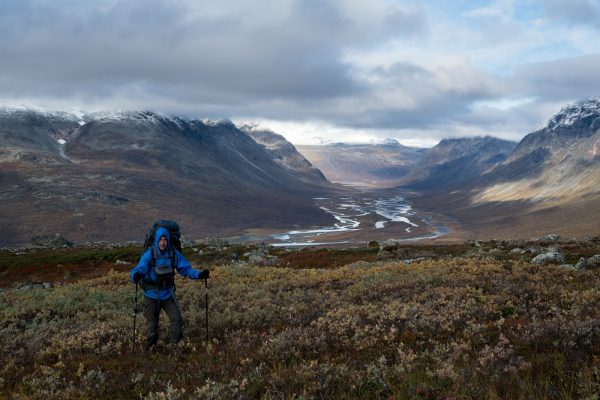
[559,264,577,271]
[575,257,587,270]
[31,233,74,248]
[586,255,600,269]
[532,248,565,265]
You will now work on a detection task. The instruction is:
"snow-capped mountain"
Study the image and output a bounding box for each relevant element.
[0,108,336,246]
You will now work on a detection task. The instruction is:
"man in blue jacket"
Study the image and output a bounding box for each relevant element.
[130,227,209,349]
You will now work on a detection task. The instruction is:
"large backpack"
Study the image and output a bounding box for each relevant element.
[140,220,182,289]
[142,220,182,254]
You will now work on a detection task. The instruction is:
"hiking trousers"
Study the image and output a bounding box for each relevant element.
[143,293,183,348]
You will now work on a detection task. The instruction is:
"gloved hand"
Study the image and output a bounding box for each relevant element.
[198,269,210,280]
[133,272,143,283]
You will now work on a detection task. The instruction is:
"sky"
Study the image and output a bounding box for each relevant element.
[1,0,600,147]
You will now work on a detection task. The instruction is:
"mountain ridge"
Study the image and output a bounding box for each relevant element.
[0,108,338,246]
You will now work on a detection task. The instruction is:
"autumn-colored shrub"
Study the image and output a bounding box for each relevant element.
[2,255,600,398]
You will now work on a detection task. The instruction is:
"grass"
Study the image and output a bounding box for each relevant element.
[1,240,600,398]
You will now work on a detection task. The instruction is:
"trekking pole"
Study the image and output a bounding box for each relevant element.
[132,282,139,352]
[204,277,209,342]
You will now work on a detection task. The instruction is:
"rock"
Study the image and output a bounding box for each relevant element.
[204,237,229,250]
[575,257,587,270]
[525,246,543,255]
[532,248,565,265]
[510,248,525,254]
[19,282,53,291]
[559,264,577,271]
[532,234,561,243]
[586,255,600,269]
[115,259,130,265]
[403,257,429,265]
[543,234,561,241]
[379,239,399,252]
[31,233,74,248]
[192,247,199,252]
[244,242,277,265]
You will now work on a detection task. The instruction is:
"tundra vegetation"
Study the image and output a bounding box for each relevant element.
[1,237,600,399]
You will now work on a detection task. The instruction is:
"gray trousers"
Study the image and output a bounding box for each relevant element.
[143,293,183,347]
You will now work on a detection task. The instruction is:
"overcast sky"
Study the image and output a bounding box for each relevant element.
[2,0,600,146]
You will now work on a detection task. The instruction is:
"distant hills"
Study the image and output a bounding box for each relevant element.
[0,108,336,246]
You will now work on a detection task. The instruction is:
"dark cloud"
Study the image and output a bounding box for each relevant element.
[544,0,600,27]
[516,54,600,101]
[0,0,425,111]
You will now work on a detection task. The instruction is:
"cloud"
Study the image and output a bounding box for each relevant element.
[544,0,600,27]
[516,54,600,100]
[0,0,427,107]
[0,0,599,146]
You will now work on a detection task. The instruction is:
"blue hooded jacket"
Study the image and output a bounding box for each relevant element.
[130,227,201,300]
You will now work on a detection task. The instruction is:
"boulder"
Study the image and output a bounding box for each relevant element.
[586,255,600,269]
[525,246,544,255]
[510,248,526,254]
[559,264,577,271]
[31,233,74,248]
[543,234,561,241]
[532,248,565,265]
[575,257,587,270]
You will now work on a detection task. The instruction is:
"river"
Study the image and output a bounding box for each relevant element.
[233,192,448,247]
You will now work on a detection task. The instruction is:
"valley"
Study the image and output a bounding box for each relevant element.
[232,189,450,247]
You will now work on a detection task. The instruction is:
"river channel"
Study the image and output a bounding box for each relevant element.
[234,192,448,247]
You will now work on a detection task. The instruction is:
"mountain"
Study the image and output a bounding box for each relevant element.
[406,99,600,239]
[237,123,328,184]
[296,140,425,187]
[400,136,517,189]
[473,99,600,206]
[0,109,337,246]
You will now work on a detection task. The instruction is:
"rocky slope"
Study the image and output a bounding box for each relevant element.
[0,109,337,246]
[238,123,328,184]
[472,99,600,207]
[400,136,517,189]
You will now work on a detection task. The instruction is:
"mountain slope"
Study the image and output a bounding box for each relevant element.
[400,136,517,189]
[238,123,328,184]
[0,109,336,246]
[473,99,600,206]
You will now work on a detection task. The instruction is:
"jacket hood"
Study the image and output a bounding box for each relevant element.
[154,227,171,252]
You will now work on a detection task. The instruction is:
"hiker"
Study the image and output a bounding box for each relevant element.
[130,227,209,348]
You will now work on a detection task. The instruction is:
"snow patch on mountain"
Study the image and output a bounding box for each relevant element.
[543,99,600,131]
[85,110,187,129]
[0,105,80,122]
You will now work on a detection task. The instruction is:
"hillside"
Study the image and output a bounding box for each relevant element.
[400,136,517,189]
[2,237,600,398]
[404,100,600,240]
[0,109,337,247]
